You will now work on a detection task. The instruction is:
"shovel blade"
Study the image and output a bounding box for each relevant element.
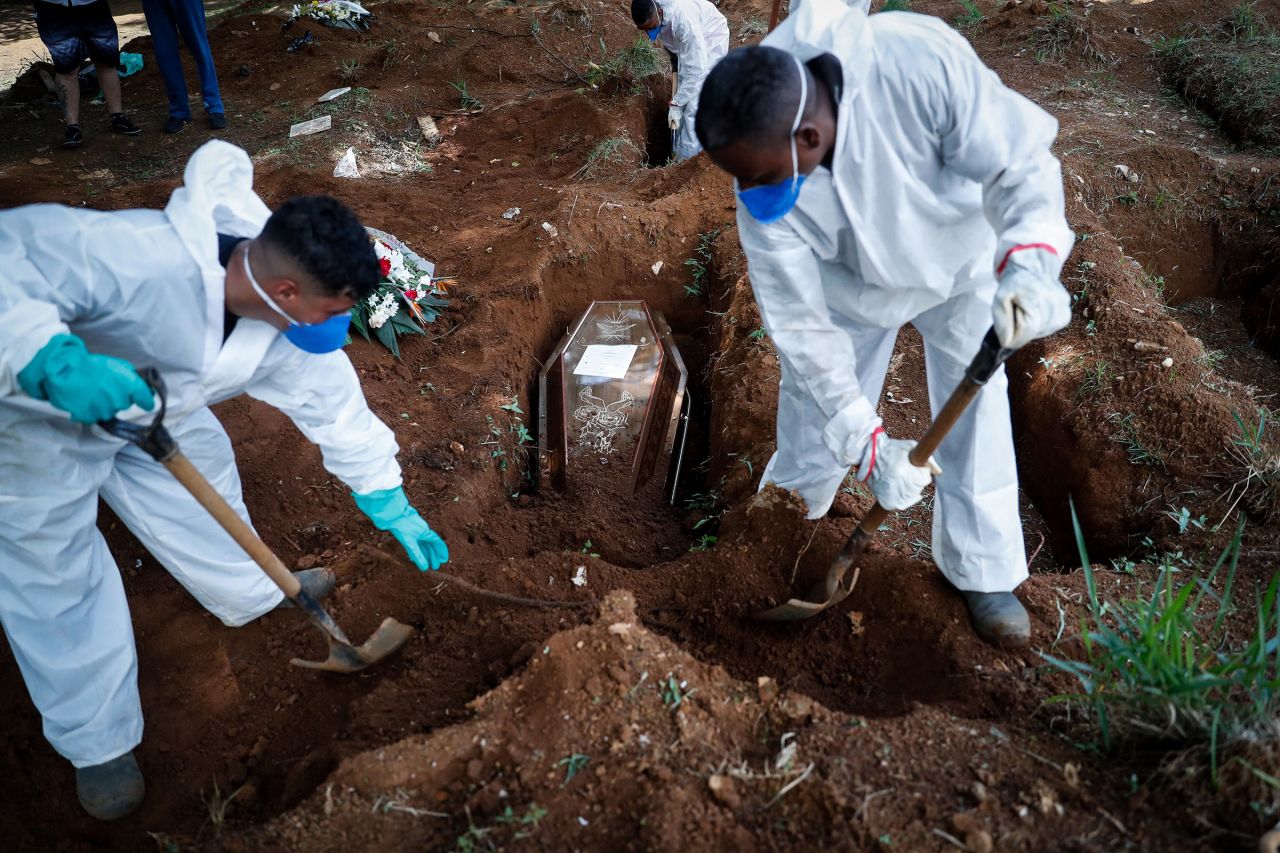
[752,567,860,622]
[290,617,415,673]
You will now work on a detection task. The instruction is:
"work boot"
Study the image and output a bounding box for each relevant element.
[275,567,337,609]
[208,112,227,130]
[75,751,145,820]
[961,591,1030,649]
[62,124,83,149]
[162,116,191,134]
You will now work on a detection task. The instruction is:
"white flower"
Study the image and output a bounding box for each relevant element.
[367,291,400,329]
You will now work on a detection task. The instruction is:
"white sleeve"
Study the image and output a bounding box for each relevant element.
[932,33,1074,277]
[669,9,711,108]
[738,210,881,466]
[245,346,402,495]
[0,207,85,396]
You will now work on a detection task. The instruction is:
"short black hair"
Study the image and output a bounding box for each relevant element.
[259,196,379,300]
[696,46,801,152]
[631,0,657,27]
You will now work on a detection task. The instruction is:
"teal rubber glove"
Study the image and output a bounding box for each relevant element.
[17,334,154,424]
[353,486,449,571]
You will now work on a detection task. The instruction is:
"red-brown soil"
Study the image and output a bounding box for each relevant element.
[1,0,1279,850]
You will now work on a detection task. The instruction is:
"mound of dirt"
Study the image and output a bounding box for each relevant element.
[234,590,1145,851]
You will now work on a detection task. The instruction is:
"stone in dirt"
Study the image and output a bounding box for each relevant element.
[417,115,441,144]
[289,115,331,138]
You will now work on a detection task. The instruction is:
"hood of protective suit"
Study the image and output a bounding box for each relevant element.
[164,141,273,375]
[762,0,872,103]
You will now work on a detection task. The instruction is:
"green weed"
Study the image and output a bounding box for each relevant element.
[1108,412,1165,469]
[1032,4,1108,65]
[572,136,640,180]
[584,37,662,94]
[450,79,484,111]
[1042,502,1280,798]
[1077,360,1114,400]
[558,753,590,785]
[683,228,722,297]
[953,0,985,34]
[879,0,911,11]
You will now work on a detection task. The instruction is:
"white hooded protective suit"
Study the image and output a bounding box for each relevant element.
[0,141,401,768]
[738,0,1073,592]
[654,0,729,161]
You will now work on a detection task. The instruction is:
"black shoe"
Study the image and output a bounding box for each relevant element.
[110,113,142,136]
[75,751,145,821]
[208,112,227,130]
[961,590,1031,649]
[162,116,191,134]
[274,568,337,609]
[63,124,83,148]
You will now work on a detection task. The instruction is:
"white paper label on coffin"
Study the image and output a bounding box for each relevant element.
[573,345,638,379]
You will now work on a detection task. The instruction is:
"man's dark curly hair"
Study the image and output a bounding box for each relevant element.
[258,196,379,300]
[631,0,657,27]
[696,46,801,152]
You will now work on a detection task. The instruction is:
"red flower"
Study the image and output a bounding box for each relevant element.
[404,289,419,300]
[379,257,391,277]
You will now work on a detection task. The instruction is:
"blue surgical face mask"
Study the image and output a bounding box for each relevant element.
[646,23,664,41]
[242,244,351,354]
[736,56,809,225]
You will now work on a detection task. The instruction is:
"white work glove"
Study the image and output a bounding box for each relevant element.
[858,428,941,511]
[667,103,683,131]
[992,248,1071,350]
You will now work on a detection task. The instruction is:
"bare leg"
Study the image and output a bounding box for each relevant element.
[54,71,81,125]
[98,66,123,115]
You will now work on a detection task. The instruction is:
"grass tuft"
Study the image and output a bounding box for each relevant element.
[1155,3,1280,146]
[1032,3,1109,65]
[572,136,640,180]
[1043,502,1280,824]
[585,38,663,95]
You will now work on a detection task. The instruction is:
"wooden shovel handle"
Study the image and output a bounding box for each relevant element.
[768,0,783,32]
[162,452,302,598]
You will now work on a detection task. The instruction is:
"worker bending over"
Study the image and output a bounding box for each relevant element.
[631,0,728,162]
[695,0,1073,647]
[0,141,448,820]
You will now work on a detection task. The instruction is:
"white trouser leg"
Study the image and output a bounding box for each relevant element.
[672,107,702,163]
[760,319,898,519]
[0,412,143,767]
[100,407,284,626]
[911,287,1027,593]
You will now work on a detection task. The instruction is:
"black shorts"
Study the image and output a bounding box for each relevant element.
[34,1,120,75]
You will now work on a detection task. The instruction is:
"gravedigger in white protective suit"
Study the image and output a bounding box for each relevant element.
[630,0,729,162]
[694,0,1073,647]
[0,141,449,821]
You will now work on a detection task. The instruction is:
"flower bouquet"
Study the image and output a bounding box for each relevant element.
[286,0,373,31]
[352,227,452,358]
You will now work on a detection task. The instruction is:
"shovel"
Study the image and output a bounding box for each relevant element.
[754,327,1017,621]
[99,368,413,672]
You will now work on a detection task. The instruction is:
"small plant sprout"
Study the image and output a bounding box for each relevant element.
[661,674,696,708]
[683,228,722,298]
[450,79,484,111]
[748,326,768,342]
[689,534,717,552]
[572,136,639,180]
[579,539,600,558]
[558,753,590,785]
[1163,505,1207,535]
[495,804,548,840]
[203,777,248,833]
[1108,412,1165,468]
[1077,360,1114,400]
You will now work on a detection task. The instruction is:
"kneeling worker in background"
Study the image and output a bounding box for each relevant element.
[0,140,448,820]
